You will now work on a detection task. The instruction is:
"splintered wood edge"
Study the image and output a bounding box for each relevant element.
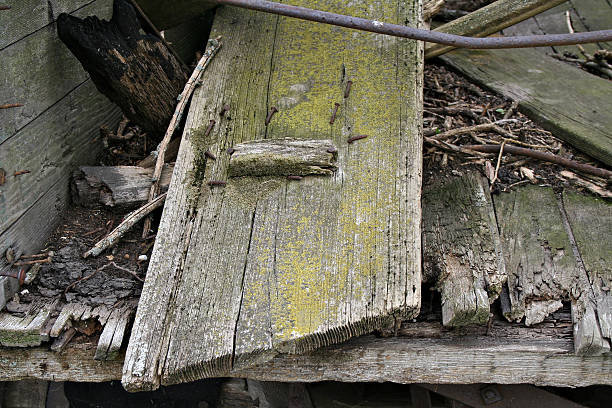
[228,138,338,178]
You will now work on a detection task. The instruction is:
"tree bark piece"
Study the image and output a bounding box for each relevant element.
[72,165,174,209]
[57,0,189,138]
[123,0,423,391]
[422,173,505,327]
[425,0,567,59]
[228,139,338,177]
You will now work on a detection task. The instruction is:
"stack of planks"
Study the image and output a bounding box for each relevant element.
[0,300,135,360]
[123,0,424,391]
[0,0,122,309]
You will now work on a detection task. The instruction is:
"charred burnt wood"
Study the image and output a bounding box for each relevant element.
[57,0,189,140]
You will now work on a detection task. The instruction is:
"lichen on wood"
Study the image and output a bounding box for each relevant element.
[228,138,337,177]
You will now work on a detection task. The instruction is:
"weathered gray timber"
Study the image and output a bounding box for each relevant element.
[72,165,174,209]
[123,0,423,391]
[422,174,505,327]
[0,300,57,347]
[562,191,612,350]
[4,318,612,386]
[0,0,122,311]
[441,0,612,166]
[496,186,610,355]
[94,305,133,360]
[424,0,566,58]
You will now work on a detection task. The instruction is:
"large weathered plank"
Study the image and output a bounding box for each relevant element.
[123,0,423,391]
[442,47,612,166]
[562,191,612,351]
[0,0,100,49]
[0,0,113,142]
[0,300,57,347]
[422,174,505,327]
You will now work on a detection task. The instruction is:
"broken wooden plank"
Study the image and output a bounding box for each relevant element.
[72,165,174,209]
[496,186,609,355]
[422,173,505,326]
[95,305,134,361]
[228,139,337,178]
[441,47,612,166]
[123,0,423,391]
[562,190,612,351]
[425,0,567,58]
[0,300,57,347]
[50,303,91,338]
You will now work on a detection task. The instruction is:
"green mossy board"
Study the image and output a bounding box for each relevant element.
[123,0,423,391]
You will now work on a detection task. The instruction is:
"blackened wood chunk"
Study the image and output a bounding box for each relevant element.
[57,0,188,140]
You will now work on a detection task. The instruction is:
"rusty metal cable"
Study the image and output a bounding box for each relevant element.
[215,0,612,49]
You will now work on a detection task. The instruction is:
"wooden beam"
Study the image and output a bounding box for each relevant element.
[425,0,567,59]
[422,174,505,326]
[123,0,423,391]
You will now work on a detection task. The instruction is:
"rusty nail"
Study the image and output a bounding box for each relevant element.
[265,107,278,126]
[205,150,217,160]
[287,175,303,180]
[347,135,368,144]
[330,103,340,124]
[0,103,23,109]
[0,168,6,186]
[220,104,230,117]
[326,147,337,153]
[205,120,216,136]
[344,80,353,98]
[208,180,227,187]
[14,170,31,177]
[227,147,235,155]
[0,269,26,285]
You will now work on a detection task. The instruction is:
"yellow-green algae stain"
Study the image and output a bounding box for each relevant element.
[257,0,421,342]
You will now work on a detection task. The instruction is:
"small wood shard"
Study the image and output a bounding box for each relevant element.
[228,138,338,178]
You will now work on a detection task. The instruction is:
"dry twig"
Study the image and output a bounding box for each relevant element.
[464,144,612,179]
[84,193,167,258]
[142,37,222,237]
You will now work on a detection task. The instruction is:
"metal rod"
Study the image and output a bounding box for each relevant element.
[215,0,612,49]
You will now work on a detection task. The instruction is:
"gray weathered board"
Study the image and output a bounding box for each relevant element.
[496,186,610,355]
[123,0,423,391]
[422,173,505,327]
[440,0,612,166]
[0,0,122,310]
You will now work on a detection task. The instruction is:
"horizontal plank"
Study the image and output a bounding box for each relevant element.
[0,0,102,50]
[442,48,612,166]
[0,0,113,142]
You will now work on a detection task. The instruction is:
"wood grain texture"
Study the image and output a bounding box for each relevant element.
[72,165,174,209]
[123,0,423,391]
[422,174,505,327]
[425,0,566,58]
[562,191,612,352]
[495,186,582,326]
[4,317,612,386]
[95,305,133,360]
[441,48,612,166]
[0,0,99,49]
[228,138,337,177]
[0,0,113,142]
[441,0,612,166]
[0,300,57,347]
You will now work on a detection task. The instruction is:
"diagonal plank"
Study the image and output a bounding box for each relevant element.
[123,0,423,391]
